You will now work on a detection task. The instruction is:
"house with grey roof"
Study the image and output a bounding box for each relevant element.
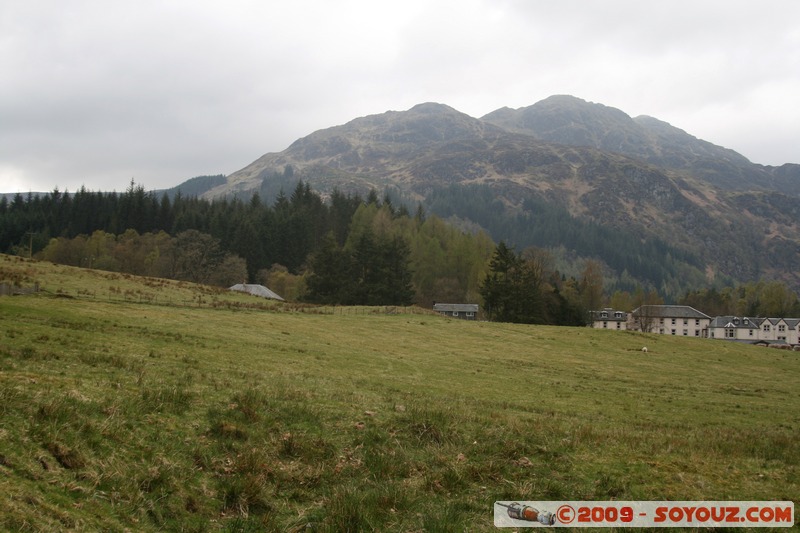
[707,316,764,341]
[629,305,711,337]
[763,317,800,345]
[590,308,628,330]
[590,303,799,348]
[433,303,479,320]
[784,319,800,345]
[708,316,799,345]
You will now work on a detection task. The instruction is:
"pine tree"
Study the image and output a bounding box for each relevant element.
[480,242,546,324]
[305,234,353,304]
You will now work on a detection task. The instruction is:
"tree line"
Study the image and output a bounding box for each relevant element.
[1,180,360,277]
[6,180,794,322]
[677,282,800,317]
[0,181,495,307]
[478,242,602,325]
[1,181,605,323]
[37,228,249,288]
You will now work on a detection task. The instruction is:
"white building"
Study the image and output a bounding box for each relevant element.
[590,305,800,348]
[708,316,800,345]
[590,308,628,330]
[629,305,711,337]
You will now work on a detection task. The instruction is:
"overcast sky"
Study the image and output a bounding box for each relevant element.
[2,0,798,193]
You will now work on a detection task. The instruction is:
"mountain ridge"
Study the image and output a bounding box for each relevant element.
[189,96,800,293]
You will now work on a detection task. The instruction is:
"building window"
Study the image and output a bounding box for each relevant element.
[695,330,700,336]
[778,336,787,341]
[764,325,771,332]
[749,329,754,336]
[452,312,459,317]
[725,328,735,338]
[778,324,786,332]
[671,329,676,335]
[603,321,608,328]
[683,329,688,336]
[683,319,688,325]
[466,312,474,317]
[695,319,700,325]
[601,311,608,318]
[616,322,621,329]
[671,318,676,325]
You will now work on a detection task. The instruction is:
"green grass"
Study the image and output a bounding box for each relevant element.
[1,254,798,531]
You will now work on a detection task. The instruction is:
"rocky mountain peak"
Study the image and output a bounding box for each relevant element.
[191,96,799,290]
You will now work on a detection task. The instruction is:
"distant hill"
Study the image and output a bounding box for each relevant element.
[1,174,228,203]
[158,174,226,199]
[174,96,800,295]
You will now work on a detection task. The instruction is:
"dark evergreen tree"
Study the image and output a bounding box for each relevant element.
[381,236,415,305]
[329,188,361,246]
[305,229,414,306]
[305,233,354,304]
[480,242,546,324]
[480,242,518,321]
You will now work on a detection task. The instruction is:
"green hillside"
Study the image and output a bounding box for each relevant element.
[1,254,798,531]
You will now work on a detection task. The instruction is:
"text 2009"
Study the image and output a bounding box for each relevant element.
[577,506,634,523]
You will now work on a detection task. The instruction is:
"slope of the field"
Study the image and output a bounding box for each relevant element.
[1,255,798,531]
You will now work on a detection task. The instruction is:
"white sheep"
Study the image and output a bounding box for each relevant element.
[641,346,648,353]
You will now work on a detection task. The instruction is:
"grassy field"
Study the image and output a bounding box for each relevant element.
[1,254,798,531]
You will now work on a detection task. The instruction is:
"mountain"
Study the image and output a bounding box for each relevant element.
[183,97,800,295]
[482,95,799,194]
[201,103,506,199]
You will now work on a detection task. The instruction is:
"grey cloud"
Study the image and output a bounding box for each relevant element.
[1,0,798,193]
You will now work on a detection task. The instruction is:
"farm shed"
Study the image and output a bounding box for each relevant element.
[433,303,479,320]
[229,283,285,301]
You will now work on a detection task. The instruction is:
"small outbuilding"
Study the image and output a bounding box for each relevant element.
[433,303,479,320]
[229,283,285,301]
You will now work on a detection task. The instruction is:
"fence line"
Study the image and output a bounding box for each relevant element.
[0,282,40,296]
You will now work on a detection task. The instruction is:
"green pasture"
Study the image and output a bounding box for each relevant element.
[0,255,797,531]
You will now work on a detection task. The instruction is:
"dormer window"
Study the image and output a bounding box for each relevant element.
[600,312,608,318]
[614,312,623,319]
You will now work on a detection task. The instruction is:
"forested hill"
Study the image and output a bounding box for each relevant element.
[184,97,800,296]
